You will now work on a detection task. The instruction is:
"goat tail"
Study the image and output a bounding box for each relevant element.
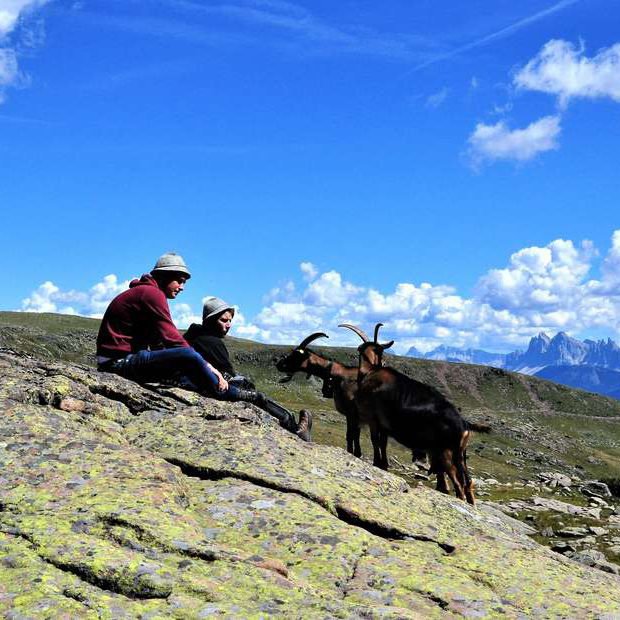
[465,420,491,434]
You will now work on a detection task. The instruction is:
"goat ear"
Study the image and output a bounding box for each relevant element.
[381,340,394,351]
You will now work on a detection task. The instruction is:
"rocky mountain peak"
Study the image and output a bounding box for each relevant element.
[526,332,551,354]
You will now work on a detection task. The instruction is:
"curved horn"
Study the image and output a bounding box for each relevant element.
[296,332,328,350]
[338,324,370,343]
[373,323,384,343]
[381,340,395,351]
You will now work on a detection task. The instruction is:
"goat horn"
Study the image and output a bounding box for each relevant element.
[338,324,369,342]
[381,340,395,350]
[373,323,384,343]
[296,332,328,350]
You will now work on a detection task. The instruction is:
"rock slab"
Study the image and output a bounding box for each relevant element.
[1,351,620,618]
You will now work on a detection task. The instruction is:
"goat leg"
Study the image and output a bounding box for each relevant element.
[345,412,362,457]
[370,424,389,470]
[430,453,450,495]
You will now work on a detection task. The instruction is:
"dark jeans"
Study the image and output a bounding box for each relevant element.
[99,348,230,396]
[100,350,296,430]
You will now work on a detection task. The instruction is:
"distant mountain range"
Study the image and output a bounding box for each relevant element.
[407,332,620,400]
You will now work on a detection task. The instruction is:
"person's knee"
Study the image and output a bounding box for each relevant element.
[176,347,204,368]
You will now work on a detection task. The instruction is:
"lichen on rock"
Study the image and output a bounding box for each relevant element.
[1,351,620,618]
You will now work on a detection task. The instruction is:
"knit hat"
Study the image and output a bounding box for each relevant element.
[151,253,191,279]
[202,296,235,323]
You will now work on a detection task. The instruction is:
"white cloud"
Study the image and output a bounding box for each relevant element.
[0,47,17,95]
[0,1,48,36]
[476,239,593,311]
[171,303,201,329]
[467,115,561,167]
[21,281,60,312]
[304,270,362,307]
[87,274,129,316]
[425,87,448,109]
[600,229,620,288]
[300,261,318,281]
[21,274,130,317]
[242,232,620,351]
[466,38,620,167]
[0,0,50,102]
[20,230,620,352]
[515,39,620,107]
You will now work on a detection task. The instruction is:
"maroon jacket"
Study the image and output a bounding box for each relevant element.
[96,274,189,359]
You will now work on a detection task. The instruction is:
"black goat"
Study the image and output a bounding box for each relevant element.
[353,323,490,505]
[275,332,363,456]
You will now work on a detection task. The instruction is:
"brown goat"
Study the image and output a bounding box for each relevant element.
[352,323,490,505]
[275,332,363,456]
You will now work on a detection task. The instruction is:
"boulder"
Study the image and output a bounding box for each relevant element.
[581,481,613,498]
[1,351,620,617]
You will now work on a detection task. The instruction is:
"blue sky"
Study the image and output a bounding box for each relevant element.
[2,0,620,353]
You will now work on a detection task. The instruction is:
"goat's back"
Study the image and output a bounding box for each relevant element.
[357,366,467,449]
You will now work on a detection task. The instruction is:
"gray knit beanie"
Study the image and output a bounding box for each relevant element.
[202,296,235,323]
[151,252,191,279]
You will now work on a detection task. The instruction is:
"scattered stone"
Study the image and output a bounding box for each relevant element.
[531,497,601,520]
[588,526,608,537]
[557,527,590,538]
[551,542,576,554]
[538,472,572,488]
[581,482,612,498]
[608,515,620,529]
[540,527,554,538]
[570,550,620,575]
[588,496,609,508]
[485,478,499,485]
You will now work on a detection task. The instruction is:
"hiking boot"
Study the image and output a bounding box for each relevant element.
[296,409,313,442]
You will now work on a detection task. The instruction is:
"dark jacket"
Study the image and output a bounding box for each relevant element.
[184,323,235,376]
[96,274,188,359]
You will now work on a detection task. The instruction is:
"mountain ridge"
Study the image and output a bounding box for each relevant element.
[407,331,620,398]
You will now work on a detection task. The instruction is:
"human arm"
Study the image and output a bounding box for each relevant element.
[207,362,228,392]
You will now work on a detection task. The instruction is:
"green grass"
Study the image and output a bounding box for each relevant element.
[0,311,100,334]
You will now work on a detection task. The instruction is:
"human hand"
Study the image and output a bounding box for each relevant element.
[211,367,228,392]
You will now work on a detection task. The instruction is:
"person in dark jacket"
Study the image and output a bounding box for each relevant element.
[185,296,313,441]
[96,253,231,396]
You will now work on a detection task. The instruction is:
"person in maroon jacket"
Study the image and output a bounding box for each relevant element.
[96,253,228,395]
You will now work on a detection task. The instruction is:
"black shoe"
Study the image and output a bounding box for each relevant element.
[296,410,313,442]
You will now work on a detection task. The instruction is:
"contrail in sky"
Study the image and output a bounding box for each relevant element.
[410,0,581,72]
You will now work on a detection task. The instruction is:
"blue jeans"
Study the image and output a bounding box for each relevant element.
[102,348,235,396]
